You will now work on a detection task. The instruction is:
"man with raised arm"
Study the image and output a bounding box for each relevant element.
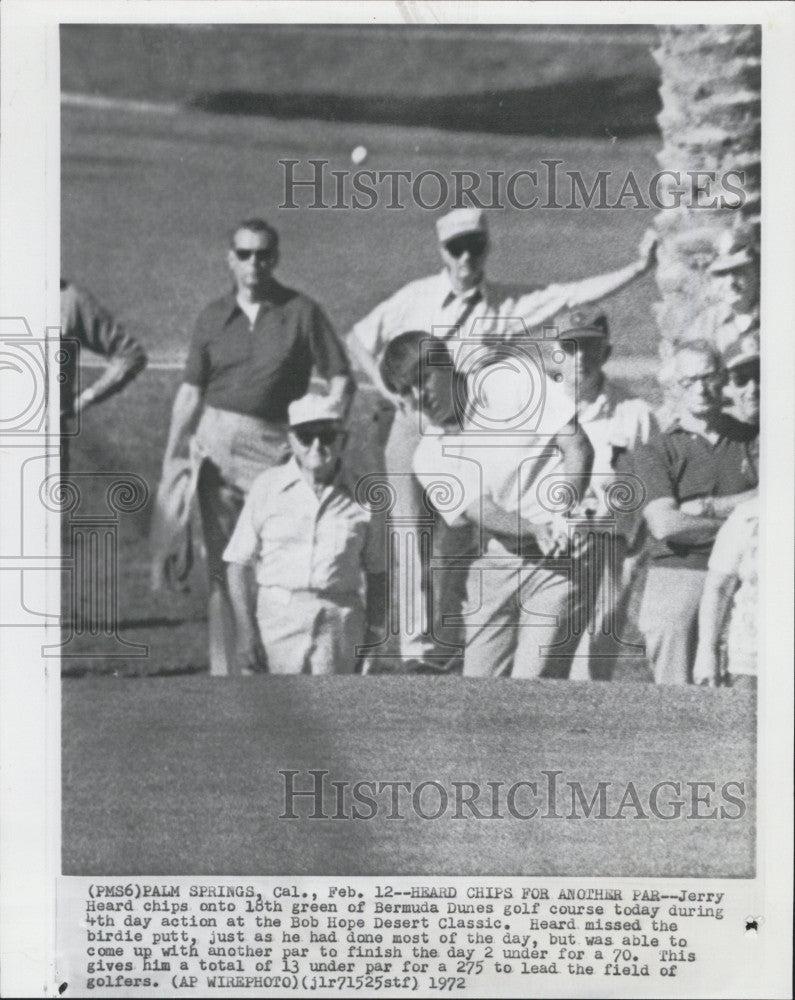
[345,207,657,667]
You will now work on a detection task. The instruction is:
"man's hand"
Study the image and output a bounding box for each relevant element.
[234,631,266,675]
[536,513,571,556]
[74,387,97,416]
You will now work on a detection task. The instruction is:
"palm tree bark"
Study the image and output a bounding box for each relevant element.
[652,25,761,355]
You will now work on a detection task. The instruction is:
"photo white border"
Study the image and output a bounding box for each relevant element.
[0,2,792,996]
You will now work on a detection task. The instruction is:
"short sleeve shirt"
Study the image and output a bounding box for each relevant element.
[222,459,384,596]
[184,283,350,421]
[633,416,759,569]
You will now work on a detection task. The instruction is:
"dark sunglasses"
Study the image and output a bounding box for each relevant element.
[444,234,488,259]
[293,426,342,448]
[727,363,760,387]
[233,248,274,262]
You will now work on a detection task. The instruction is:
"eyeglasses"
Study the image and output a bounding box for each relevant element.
[292,426,342,448]
[727,363,760,387]
[677,372,724,391]
[444,234,488,259]
[233,248,274,262]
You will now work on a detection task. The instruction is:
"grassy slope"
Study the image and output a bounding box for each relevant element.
[61,24,659,102]
[63,676,754,876]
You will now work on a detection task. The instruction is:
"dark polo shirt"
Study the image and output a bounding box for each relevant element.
[633,415,758,569]
[183,283,350,421]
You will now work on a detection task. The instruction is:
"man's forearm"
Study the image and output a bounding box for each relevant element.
[710,489,757,518]
[163,383,203,462]
[346,331,398,402]
[226,563,257,639]
[465,496,537,539]
[654,510,724,546]
[563,256,649,313]
[559,429,593,481]
[78,348,148,411]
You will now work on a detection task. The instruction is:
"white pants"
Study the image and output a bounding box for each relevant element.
[256,587,364,675]
[461,539,582,679]
[639,565,707,685]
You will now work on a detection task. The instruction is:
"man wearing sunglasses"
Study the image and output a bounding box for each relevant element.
[223,394,384,675]
[701,234,759,351]
[633,340,758,685]
[346,206,657,666]
[159,219,352,674]
[722,331,760,430]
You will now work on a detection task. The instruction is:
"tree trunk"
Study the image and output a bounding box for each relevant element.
[652,25,761,357]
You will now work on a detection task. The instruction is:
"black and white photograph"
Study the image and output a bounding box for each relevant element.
[0,2,792,997]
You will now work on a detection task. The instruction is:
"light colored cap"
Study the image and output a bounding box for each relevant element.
[287,394,344,428]
[708,231,755,274]
[436,208,488,244]
[723,330,760,370]
[558,310,610,342]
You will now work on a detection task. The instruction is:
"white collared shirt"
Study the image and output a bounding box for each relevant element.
[349,269,635,360]
[223,458,384,593]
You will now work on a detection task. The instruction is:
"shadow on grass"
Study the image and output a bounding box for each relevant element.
[62,662,206,679]
[189,76,661,138]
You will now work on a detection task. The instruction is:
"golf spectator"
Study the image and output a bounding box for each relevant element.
[634,340,759,685]
[159,219,353,675]
[60,279,148,471]
[701,233,760,351]
[722,329,760,430]
[693,497,759,691]
[557,310,659,677]
[346,207,658,666]
[421,354,594,678]
[223,394,385,675]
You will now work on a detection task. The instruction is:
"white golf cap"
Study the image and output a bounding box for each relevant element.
[287,394,344,428]
[436,208,488,244]
[723,330,760,370]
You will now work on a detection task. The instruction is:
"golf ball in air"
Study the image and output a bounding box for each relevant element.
[351,145,368,165]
